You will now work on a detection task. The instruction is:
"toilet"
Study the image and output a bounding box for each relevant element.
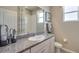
[55,42,63,53]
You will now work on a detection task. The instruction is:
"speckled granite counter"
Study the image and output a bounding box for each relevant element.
[0,34,54,53]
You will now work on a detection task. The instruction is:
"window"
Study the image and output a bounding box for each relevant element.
[45,12,51,21]
[37,11,44,23]
[63,6,79,22]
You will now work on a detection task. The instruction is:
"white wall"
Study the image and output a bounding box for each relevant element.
[51,6,79,52]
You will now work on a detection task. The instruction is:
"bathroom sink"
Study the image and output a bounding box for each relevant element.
[28,35,45,41]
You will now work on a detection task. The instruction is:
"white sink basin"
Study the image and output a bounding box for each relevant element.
[28,35,46,41]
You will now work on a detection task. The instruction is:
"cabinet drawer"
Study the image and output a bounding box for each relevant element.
[39,44,50,53]
[31,39,50,53]
[49,37,55,53]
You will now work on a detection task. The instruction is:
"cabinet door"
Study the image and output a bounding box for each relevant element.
[49,37,55,53]
[31,39,50,53]
[39,44,50,53]
[31,37,55,53]
[22,49,30,53]
[31,42,46,53]
[40,37,55,53]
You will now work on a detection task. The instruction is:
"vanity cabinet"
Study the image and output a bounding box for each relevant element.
[31,39,50,53]
[0,35,54,53]
[49,37,55,53]
[31,37,55,53]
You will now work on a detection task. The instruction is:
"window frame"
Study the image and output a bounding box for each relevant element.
[37,10,44,23]
[63,6,79,22]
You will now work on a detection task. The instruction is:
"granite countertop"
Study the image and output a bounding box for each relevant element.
[0,34,54,53]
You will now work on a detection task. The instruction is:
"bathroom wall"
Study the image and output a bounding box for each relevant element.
[51,6,79,52]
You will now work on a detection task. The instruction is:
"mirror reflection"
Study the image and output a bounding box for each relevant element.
[0,6,52,36]
[17,6,45,35]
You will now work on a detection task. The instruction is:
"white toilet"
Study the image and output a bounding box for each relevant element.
[55,42,63,53]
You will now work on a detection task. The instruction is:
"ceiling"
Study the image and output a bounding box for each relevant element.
[0,6,17,11]
[25,6,41,11]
